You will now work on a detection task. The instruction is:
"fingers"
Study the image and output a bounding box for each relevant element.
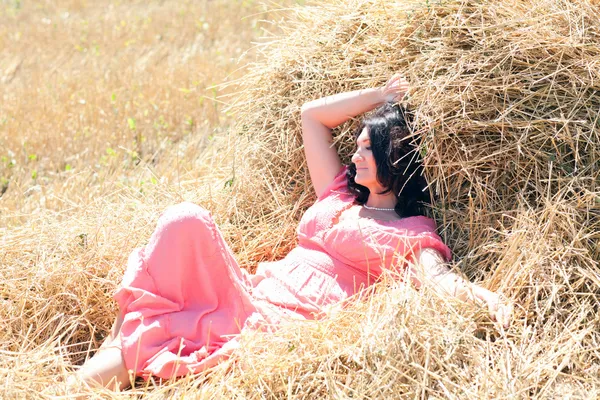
[390,80,408,92]
[387,75,408,90]
[498,303,514,329]
[489,300,513,329]
[387,73,402,86]
[383,74,409,102]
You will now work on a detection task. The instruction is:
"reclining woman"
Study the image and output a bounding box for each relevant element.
[76,74,512,390]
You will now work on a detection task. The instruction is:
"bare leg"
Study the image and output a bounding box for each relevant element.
[98,311,124,350]
[76,310,131,391]
[77,345,131,391]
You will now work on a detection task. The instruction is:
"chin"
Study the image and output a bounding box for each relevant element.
[354,177,373,188]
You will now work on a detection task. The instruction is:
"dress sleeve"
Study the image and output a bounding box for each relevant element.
[317,165,350,201]
[405,230,452,263]
[367,217,452,273]
[392,218,452,263]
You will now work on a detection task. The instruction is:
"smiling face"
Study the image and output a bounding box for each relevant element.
[347,102,432,217]
[351,127,386,193]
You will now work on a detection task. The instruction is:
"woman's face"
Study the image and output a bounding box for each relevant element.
[351,127,385,191]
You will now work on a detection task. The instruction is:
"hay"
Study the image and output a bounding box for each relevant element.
[218,0,600,396]
[2,0,600,397]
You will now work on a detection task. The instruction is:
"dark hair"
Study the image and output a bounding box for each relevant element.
[346,102,431,218]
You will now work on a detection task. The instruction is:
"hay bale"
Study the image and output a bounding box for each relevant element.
[218,0,600,395]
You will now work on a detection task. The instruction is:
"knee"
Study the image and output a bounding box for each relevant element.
[156,202,214,234]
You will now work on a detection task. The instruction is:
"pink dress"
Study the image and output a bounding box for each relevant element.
[113,166,451,380]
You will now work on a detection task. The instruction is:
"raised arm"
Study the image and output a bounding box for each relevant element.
[300,74,409,197]
[409,248,513,328]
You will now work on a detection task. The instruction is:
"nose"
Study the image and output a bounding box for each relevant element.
[352,149,363,164]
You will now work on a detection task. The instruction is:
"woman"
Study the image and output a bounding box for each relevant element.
[75,75,512,390]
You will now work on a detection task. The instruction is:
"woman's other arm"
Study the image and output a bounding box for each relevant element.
[300,75,408,197]
[408,248,513,328]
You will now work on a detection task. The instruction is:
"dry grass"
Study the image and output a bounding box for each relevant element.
[1,0,599,398]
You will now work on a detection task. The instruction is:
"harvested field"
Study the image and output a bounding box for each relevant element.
[1,0,599,398]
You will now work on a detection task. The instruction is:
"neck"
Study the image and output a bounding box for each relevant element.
[365,190,397,209]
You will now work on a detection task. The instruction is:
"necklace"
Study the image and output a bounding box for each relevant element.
[363,204,396,211]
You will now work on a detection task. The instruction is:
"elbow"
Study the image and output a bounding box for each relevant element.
[300,101,316,118]
[300,103,315,135]
[300,101,331,133]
